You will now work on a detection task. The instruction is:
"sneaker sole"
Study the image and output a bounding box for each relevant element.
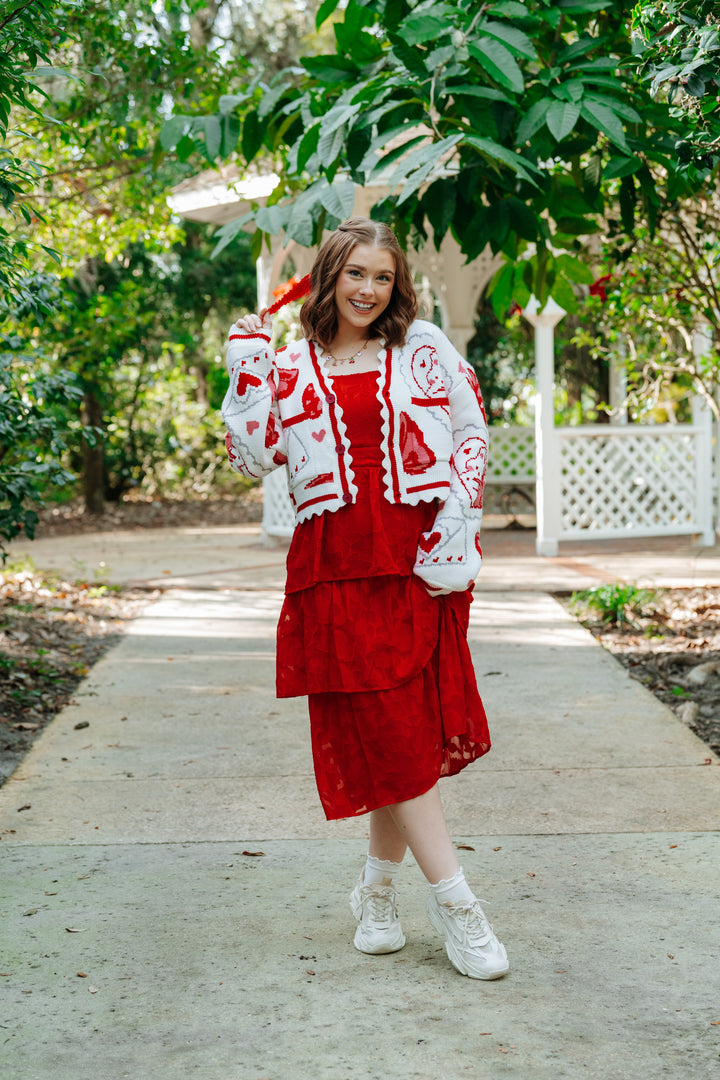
[427,900,509,980]
[353,924,406,954]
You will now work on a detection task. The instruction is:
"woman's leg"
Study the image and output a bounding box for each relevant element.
[384,784,460,884]
[368,805,408,864]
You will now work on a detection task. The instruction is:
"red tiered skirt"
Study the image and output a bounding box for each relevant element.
[276,370,490,820]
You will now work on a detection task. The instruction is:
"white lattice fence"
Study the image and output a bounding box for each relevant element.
[261,467,295,540]
[486,426,535,483]
[557,425,707,539]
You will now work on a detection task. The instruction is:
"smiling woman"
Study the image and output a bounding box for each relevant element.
[221,216,508,982]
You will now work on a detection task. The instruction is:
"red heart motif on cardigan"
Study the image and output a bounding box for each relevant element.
[399,412,436,475]
[475,535,483,555]
[289,351,301,362]
[419,531,441,553]
[302,384,323,419]
[276,367,299,399]
[236,371,262,396]
[312,430,326,442]
[246,420,259,435]
[265,413,280,447]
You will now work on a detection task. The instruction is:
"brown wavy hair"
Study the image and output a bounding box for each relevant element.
[299,217,418,349]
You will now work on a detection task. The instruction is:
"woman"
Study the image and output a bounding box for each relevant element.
[223,217,508,980]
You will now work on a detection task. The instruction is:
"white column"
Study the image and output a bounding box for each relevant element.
[609,342,628,424]
[524,296,566,557]
[692,327,716,546]
[447,326,475,358]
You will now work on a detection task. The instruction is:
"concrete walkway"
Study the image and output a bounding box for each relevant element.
[2,524,720,1080]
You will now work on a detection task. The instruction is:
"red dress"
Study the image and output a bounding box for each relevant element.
[276,369,490,820]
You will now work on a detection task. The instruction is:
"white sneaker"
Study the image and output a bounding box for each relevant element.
[349,875,406,954]
[427,895,509,980]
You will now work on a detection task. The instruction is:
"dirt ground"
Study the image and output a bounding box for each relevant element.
[1,496,718,786]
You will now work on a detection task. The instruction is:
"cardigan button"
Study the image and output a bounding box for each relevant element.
[325,393,336,404]
[335,443,345,455]
[342,492,352,503]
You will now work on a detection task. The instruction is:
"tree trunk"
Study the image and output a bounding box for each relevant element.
[82,390,105,515]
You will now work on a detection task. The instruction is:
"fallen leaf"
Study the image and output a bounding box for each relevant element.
[456,844,475,851]
[667,954,674,959]
[702,758,713,765]
[493,846,502,851]
[74,721,90,730]
[65,927,87,933]
[306,970,315,975]
[77,972,87,978]
[14,723,39,731]
[17,804,31,812]
[241,850,265,857]
[711,1021,720,1026]
[554,969,567,973]
[527,872,536,877]
[88,985,99,994]
[669,844,678,849]
[23,908,38,916]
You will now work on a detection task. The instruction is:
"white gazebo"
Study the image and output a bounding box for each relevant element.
[169,168,717,553]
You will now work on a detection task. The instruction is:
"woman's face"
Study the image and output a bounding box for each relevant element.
[333,244,396,337]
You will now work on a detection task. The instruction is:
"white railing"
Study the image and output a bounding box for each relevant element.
[260,421,716,546]
[555,423,714,542]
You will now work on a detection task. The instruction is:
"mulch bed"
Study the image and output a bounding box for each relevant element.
[2,497,718,787]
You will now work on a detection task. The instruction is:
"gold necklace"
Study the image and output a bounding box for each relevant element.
[324,341,369,365]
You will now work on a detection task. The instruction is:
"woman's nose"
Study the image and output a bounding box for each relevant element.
[357,277,373,295]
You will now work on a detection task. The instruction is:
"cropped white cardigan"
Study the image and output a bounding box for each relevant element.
[222,318,489,593]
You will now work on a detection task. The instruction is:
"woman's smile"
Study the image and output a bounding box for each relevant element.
[334,244,396,336]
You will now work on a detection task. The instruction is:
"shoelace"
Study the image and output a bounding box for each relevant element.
[446,899,493,946]
[361,885,398,926]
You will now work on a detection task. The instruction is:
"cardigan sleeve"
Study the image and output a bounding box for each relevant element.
[412,327,489,594]
[221,326,288,480]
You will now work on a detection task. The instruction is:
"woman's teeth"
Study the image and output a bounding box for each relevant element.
[350,300,374,312]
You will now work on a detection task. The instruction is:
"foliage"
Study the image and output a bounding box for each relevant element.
[631,0,720,171]
[162,0,704,311]
[0,332,81,559]
[570,582,663,627]
[572,187,720,422]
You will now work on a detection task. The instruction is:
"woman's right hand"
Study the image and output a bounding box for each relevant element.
[235,307,272,336]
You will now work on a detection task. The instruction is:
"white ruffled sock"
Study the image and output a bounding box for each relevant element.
[429,867,475,907]
[364,855,403,887]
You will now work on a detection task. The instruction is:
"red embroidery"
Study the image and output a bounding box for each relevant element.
[273,451,288,466]
[305,472,334,489]
[236,371,263,396]
[265,413,280,447]
[312,430,326,442]
[399,412,436,475]
[246,420,259,435]
[419,531,441,553]
[276,367,300,399]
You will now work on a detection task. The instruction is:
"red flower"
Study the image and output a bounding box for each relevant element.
[589,274,613,302]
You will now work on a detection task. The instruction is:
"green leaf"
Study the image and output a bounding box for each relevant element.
[449,85,514,104]
[255,203,290,236]
[468,39,525,94]
[396,134,464,205]
[603,156,641,180]
[399,13,451,46]
[581,101,629,151]
[317,122,349,165]
[546,100,581,141]
[465,135,540,186]
[488,2,532,17]
[505,197,538,241]
[316,0,342,29]
[203,116,222,161]
[480,20,537,60]
[218,94,248,115]
[422,178,456,247]
[241,111,263,162]
[297,123,321,173]
[583,94,642,124]
[516,98,550,143]
[211,212,254,259]
[160,115,191,151]
[220,113,240,157]
[487,260,515,320]
[555,253,594,284]
[301,54,359,85]
[319,179,356,219]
